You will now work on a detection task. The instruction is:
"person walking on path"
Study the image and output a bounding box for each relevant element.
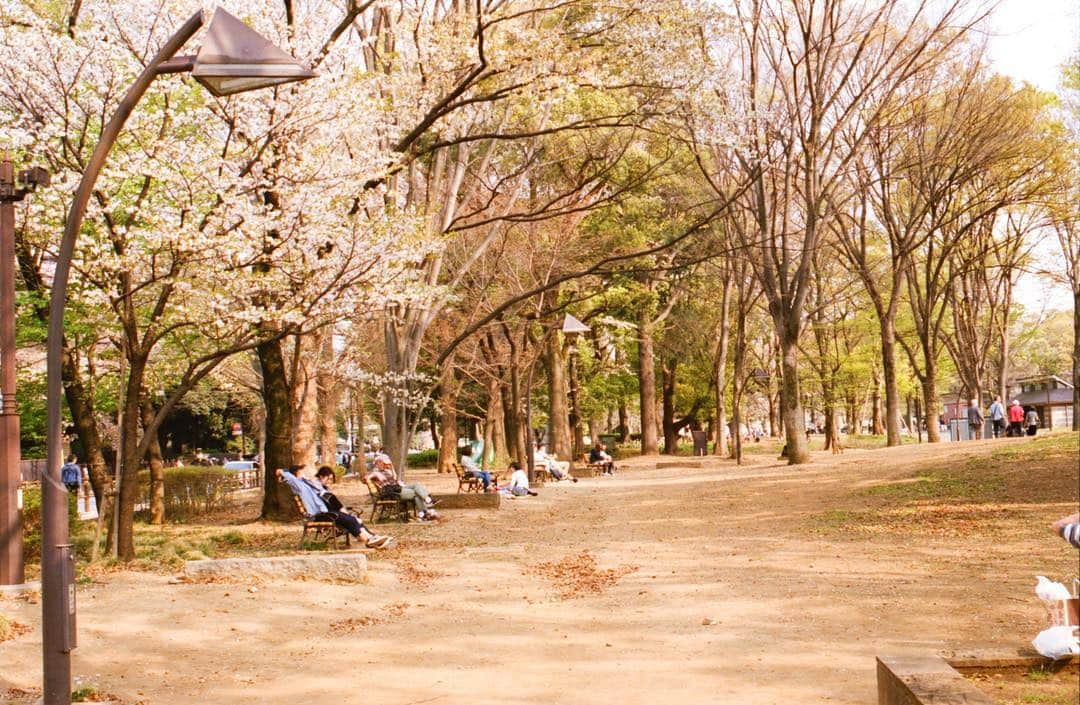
[966,399,984,440]
[61,454,82,493]
[987,396,1005,438]
[1007,400,1025,437]
[1024,407,1040,436]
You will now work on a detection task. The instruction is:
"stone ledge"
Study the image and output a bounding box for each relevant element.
[657,459,705,469]
[0,580,40,596]
[430,492,501,509]
[877,654,994,705]
[183,552,367,583]
[945,651,1079,672]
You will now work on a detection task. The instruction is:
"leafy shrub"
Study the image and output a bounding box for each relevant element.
[20,483,79,565]
[407,449,439,468]
[138,466,234,523]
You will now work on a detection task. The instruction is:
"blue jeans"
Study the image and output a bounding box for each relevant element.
[468,470,492,489]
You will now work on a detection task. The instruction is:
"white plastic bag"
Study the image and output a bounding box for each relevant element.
[1035,576,1072,601]
[1031,626,1080,660]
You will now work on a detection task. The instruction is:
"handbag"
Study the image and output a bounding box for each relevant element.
[378,483,403,500]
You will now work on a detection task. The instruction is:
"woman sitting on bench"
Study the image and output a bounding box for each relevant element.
[277,466,393,549]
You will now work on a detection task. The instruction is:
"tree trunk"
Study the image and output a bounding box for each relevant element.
[778,332,809,464]
[567,348,585,456]
[436,365,459,473]
[713,277,732,455]
[258,337,296,519]
[1074,289,1080,431]
[61,346,110,511]
[141,397,165,526]
[488,378,508,461]
[661,357,678,454]
[292,346,319,469]
[922,363,941,443]
[638,317,659,455]
[505,346,527,464]
[871,366,884,436]
[115,355,148,562]
[316,337,340,467]
[617,401,629,443]
[546,332,572,459]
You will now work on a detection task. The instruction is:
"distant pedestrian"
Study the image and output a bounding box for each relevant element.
[60,454,81,493]
[1024,407,1039,437]
[987,396,1005,438]
[966,399,984,440]
[1007,400,1024,437]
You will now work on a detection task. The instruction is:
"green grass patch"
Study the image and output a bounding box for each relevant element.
[859,470,1005,503]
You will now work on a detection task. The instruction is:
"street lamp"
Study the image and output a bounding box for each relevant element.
[41,9,313,705]
[0,157,49,590]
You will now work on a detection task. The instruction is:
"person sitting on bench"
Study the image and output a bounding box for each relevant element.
[277,466,392,548]
[364,460,441,522]
[460,448,493,492]
[535,445,576,482]
[588,442,616,475]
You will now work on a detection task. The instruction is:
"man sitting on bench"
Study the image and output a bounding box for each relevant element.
[588,442,616,475]
[277,466,392,549]
[535,444,577,482]
[365,457,442,522]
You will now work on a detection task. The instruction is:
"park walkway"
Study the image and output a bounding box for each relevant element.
[1,436,1076,704]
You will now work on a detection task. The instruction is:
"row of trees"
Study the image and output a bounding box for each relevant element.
[2,0,1076,561]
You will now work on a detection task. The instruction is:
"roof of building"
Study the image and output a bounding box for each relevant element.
[1014,388,1075,406]
[1011,374,1074,389]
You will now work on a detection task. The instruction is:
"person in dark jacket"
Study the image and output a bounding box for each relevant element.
[60,454,81,493]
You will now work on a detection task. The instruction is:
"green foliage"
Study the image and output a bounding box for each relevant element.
[21,483,79,565]
[407,449,439,468]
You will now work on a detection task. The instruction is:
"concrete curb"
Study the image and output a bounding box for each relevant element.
[182,552,367,583]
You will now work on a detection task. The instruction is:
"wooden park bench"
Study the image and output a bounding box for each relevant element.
[286,489,350,549]
[365,478,415,523]
[581,453,611,475]
[451,462,502,494]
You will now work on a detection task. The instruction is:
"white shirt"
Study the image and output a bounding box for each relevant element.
[509,469,529,490]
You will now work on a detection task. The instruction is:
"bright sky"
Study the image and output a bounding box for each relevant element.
[986,0,1076,92]
[985,0,1077,313]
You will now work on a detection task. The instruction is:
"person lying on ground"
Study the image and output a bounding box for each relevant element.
[363,462,441,522]
[1052,513,1080,549]
[534,445,577,482]
[276,466,392,548]
[460,448,494,492]
[588,442,616,475]
[503,461,537,497]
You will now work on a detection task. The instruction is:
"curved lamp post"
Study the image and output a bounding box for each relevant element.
[42,9,313,704]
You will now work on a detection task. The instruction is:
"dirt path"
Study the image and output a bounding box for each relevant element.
[2,437,1077,705]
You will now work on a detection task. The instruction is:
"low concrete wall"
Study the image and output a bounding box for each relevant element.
[183,552,367,583]
[877,652,1078,705]
[876,655,993,705]
[430,492,501,510]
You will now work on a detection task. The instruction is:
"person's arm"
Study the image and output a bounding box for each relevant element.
[1052,513,1079,535]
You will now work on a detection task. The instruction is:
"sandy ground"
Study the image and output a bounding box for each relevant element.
[1,436,1078,705]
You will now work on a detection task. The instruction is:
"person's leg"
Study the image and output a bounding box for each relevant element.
[480,471,492,490]
[399,486,426,516]
[411,482,433,504]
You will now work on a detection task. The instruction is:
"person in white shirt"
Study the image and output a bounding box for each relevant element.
[506,462,537,497]
[534,445,576,483]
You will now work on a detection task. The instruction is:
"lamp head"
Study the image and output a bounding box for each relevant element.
[17,166,50,190]
[191,9,315,97]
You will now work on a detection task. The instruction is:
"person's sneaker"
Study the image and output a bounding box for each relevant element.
[366,535,391,549]
[528,490,538,496]
[572,477,579,483]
